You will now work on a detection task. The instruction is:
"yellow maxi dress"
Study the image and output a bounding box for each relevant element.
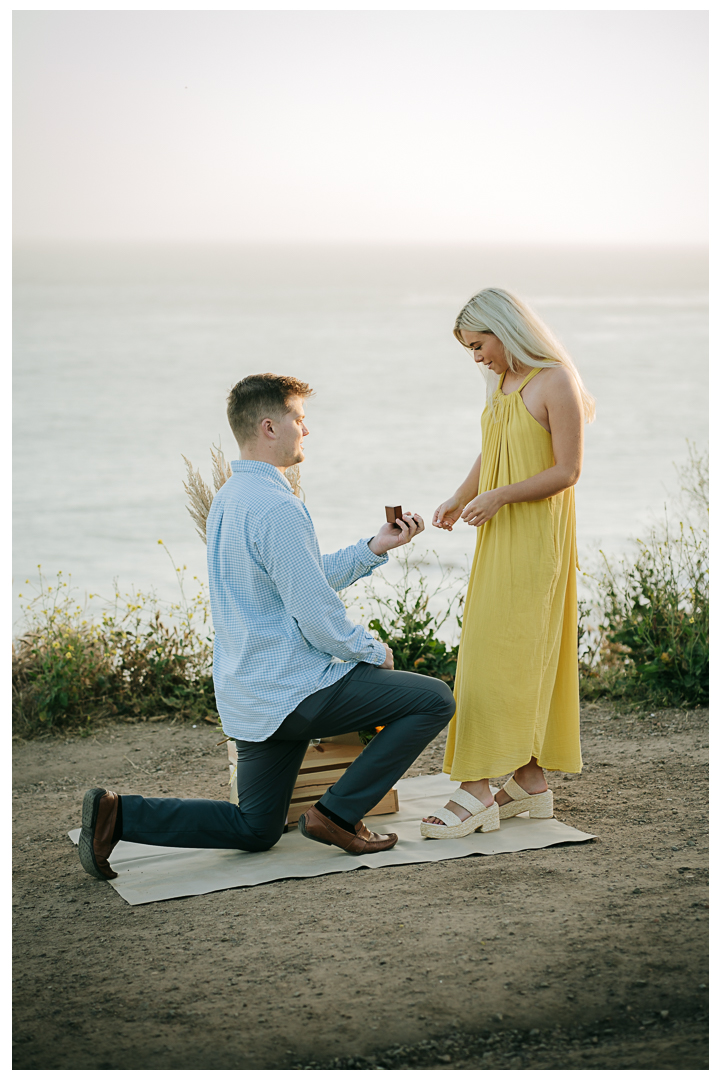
[444,367,582,780]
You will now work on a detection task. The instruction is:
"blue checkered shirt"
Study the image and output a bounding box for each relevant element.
[207,459,388,741]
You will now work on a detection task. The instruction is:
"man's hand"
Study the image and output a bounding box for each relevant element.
[380,644,394,670]
[368,513,425,556]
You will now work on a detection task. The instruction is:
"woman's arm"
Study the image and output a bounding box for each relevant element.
[432,452,482,530]
[461,369,583,528]
[457,452,483,502]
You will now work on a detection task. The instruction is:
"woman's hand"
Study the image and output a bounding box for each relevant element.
[432,495,465,532]
[460,489,506,528]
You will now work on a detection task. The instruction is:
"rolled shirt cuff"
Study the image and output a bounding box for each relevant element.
[357,537,389,570]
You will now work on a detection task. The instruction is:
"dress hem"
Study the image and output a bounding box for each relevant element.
[443,759,583,781]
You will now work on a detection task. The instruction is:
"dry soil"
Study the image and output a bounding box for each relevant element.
[12,704,708,1070]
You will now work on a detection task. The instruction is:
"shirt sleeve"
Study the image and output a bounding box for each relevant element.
[253,501,387,666]
[322,538,389,592]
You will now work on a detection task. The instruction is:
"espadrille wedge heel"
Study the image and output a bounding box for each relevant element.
[496,776,554,820]
[420,788,500,839]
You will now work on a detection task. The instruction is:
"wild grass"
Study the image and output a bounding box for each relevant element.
[183,445,232,544]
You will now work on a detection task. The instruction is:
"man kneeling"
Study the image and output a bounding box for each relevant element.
[79,373,455,879]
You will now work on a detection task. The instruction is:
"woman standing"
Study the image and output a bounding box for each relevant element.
[421,288,595,838]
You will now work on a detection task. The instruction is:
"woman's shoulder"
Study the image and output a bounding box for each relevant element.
[535,363,582,401]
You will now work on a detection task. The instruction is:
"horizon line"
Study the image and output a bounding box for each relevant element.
[12,238,710,251]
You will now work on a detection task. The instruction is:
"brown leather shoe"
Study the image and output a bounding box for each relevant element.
[79,788,120,880]
[298,804,398,855]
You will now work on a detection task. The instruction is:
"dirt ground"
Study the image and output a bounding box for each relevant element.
[13,704,708,1071]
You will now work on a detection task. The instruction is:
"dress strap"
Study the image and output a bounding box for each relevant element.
[518,367,542,392]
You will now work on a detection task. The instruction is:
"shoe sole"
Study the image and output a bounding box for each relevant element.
[420,801,501,839]
[78,787,108,879]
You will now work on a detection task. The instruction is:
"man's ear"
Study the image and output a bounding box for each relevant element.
[259,417,276,439]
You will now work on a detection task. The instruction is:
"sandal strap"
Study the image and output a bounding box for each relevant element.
[431,806,464,827]
[450,788,488,816]
[502,777,531,802]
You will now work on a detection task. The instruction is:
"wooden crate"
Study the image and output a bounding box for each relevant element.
[226,738,398,824]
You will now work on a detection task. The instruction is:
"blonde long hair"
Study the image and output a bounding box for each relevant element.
[454,287,596,422]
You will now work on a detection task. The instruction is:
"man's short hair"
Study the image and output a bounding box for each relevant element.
[227,373,314,446]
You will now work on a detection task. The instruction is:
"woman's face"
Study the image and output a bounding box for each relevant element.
[460,329,509,374]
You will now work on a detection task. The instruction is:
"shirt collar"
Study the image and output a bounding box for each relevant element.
[231,459,293,492]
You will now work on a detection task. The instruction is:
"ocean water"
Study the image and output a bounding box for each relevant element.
[13,244,707,631]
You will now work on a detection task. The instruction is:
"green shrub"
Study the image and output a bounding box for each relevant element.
[13,547,217,736]
[360,550,463,682]
[580,444,708,708]
[593,519,708,707]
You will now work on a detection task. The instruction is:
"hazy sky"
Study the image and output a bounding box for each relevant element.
[13,9,708,245]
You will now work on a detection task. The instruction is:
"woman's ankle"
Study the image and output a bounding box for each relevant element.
[459,780,494,808]
[513,766,547,794]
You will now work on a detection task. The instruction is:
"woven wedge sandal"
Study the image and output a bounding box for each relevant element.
[420,787,500,839]
[497,776,554,820]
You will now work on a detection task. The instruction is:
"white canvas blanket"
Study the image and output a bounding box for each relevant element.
[68,773,595,906]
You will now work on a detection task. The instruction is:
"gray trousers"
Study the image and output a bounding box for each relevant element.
[121,663,455,853]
